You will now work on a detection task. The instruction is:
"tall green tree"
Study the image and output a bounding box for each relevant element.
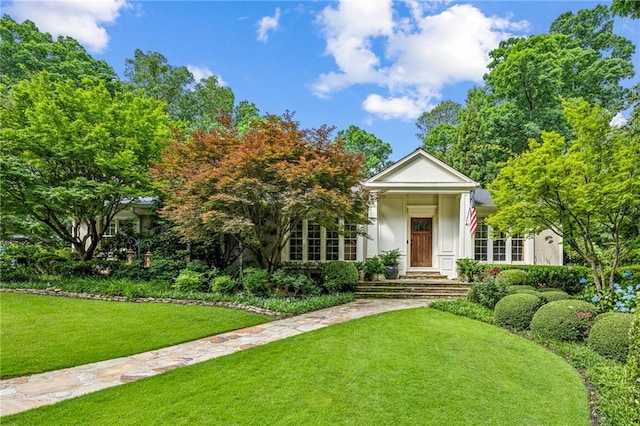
[176,75,235,132]
[612,0,640,18]
[487,100,640,295]
[335,125,392,177]
[415,101,461,142]
[0,15,116,88]
[153,114,369,272]
[0,72,170,260]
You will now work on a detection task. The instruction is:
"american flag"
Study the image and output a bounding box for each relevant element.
[469,191,477,235]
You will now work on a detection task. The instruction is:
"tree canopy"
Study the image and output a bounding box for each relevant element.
[0,72,171,259]
[153,114,369,272]
[335,125,392,177]
[0,15,117,89]
[487,99,640,294]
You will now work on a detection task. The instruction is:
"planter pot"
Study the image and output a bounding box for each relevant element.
[385,265,399,280]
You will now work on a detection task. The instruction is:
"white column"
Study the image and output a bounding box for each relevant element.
[367,193,379,258]
[459,192,473,259]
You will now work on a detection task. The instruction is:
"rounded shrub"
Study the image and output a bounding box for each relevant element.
[322,261,359,293]
[241,268,270,297]
[496,269,527,287]
[212,275,238,295]
[588,313,634,362]
[467,278,508,309]
[173,269,204,292]
[507,285,538,294]
[538,290,571,304]
[494,293,544,330]
[530,299,598,342]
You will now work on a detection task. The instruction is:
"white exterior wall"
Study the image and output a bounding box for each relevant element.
[534,230,563,265]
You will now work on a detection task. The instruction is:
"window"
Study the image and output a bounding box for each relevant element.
[511,234,525,262]
[289,222,303,261]
[287,221,358,262]
[103,221,117,237]
[474,219,488,261]
[474,219,526,263]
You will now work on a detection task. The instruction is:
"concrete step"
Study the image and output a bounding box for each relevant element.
[355,292,465,299]
[355,280,469,299]
[401,271,450,280]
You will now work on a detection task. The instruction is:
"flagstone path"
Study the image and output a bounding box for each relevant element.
[0,298,432,417]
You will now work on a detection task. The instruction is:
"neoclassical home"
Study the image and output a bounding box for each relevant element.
[281,149,562,279]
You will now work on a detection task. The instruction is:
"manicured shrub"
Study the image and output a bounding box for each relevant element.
[212,275,238,295]
[456,258,485,282]
[588,313,634,362]
[483,264,590,293]
[530,299,598,342]
[494,293,544,330]
[429,299,494,324]
[322,261,358,293]
[173,269,204,292]
[495,269,527,287]
[241,268,270,297]
[467,278,508,309]
[272,270,322,297]
[507,285,538,294]
[538,290,571,304]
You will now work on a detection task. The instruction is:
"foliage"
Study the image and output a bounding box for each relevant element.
[612,0,640,18]
[379,248,402,266]
[362,256,386,277]
[494,293,543,331]
[153,113,369,272]
[279,262,323,284]
[538,290,572,303]
[173,269,205,293]
[271,270,321,297]
[335,125,392,177]
[495,269,527,287]
[488,100,640,294]
[0,72,171,260]
[240,267,270,297]
[260,293,354,315]
[587,313,634,363]
[506,285,538,294]
[577,274,639,313]
[54,259,119,278]
[456,258,485,282]
[111,257,186,283]
[466,277,508,309]
[429,298,494,324]
[627,309,640,422]
[212,275,238,295]
[0,15,117,88]
[415,100,461,161]
[321,261,359,293]
[530,299,598,342]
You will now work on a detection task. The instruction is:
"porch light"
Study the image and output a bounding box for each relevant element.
[126,249,135,266]
[143,250,153,269]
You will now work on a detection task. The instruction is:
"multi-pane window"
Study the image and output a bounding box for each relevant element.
[474,219,525,263]
[474,219,488,261]
[287,221,358,262]
[308,223,321,261]
[344,224,358,262]
[289,222,303,261]
[492,231,506,261]
[511,234,525,262]
[103,221,117,237]
[326,228,340,261]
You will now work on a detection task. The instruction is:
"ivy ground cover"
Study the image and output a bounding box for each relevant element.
[0,293,268,378]
[4,308,590,425]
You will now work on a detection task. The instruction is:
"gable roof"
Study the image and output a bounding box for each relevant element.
[365,149,479,192]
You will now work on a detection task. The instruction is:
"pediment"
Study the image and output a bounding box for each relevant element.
[366,149,475,186]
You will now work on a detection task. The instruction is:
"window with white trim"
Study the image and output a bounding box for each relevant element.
[287,220,358,262]
[474,218,525,263]
[103,221,117,237]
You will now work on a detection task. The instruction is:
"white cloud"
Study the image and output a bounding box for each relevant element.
[610,112,627,127]
[5,0,130,53]
[257,8,281,43]
[187,65,214,82]
[313,0,530,120]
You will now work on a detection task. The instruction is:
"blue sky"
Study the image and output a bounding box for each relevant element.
[5,0,639,160]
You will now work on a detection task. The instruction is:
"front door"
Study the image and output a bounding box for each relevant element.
[411,218,432,267]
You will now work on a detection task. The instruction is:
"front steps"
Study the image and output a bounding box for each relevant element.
[355,271,469,299]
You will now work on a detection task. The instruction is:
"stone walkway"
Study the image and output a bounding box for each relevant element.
[0,298,432,417]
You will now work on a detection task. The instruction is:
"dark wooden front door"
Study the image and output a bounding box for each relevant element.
[411,218,432,267]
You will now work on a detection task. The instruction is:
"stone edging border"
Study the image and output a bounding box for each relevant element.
[0,288,283,318]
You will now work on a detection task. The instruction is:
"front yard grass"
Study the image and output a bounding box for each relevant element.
[3,308,590,425]
[0,293,268,378]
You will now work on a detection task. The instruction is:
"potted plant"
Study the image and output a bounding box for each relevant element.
[363,256,386,281]
[380,248,402,279]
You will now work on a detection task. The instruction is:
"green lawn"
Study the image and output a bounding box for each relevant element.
[0,293,268,378]
[4,308,590,425]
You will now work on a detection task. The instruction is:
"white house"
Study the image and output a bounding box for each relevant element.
[282,149,562,279]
